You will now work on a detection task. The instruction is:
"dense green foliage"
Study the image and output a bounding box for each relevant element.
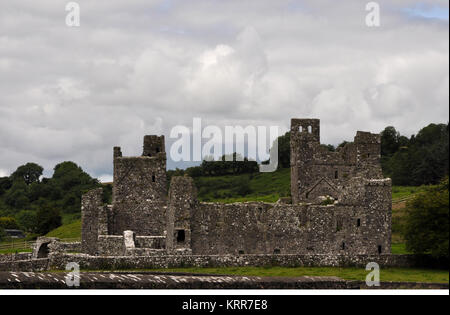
[0,227,5,242]
[167,153,259,181]
[404,178,449,258]
[278,123,449,186]
[0,217,20,230]
[0,161,101,237]
[381,124,449,186]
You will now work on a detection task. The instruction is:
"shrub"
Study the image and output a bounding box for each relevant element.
[404,178,449,258]
[35,206,62,235]
[0,217,20,230]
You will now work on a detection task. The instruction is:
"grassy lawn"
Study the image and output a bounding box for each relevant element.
[46,220,81,239]
[391,243,412,255]
[0,248,32,254]
[392,186,430,201]
[91,266,449,284]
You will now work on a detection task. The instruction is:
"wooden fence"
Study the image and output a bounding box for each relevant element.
[0,238,80,251]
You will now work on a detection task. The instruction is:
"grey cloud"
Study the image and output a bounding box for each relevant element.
[0,0,448,178]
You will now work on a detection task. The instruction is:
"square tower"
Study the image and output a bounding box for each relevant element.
[111,136,167,236]
[290,119,321,204]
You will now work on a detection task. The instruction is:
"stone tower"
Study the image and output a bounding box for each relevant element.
[111,135,167,236]
[290,118,321,204]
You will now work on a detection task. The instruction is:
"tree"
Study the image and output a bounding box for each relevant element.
[3,180,30,209]
[404,178,449,258]
[381,126,401,156]
[0,227,5,242]
[0,217,20,230]
[11,163,44,185]
[16,210,37,233]
[35,206,62,235]
[0,177,12,196]
[52,161,98,190]
[277,132,291,169]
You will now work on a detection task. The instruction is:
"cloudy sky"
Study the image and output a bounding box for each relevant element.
[0,0,448,181]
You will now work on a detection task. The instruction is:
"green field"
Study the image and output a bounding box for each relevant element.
[0,248,32,254]
[46,220,81,239]
[392,186,430,201]
[194,168,291,203]
[88,266,448,284]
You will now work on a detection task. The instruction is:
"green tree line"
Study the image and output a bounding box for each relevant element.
[0,162,106,240]
[274,123,449,186]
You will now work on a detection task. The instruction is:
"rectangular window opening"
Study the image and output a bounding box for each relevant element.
[176,230,186,244]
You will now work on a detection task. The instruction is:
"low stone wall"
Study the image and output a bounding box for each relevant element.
[0,253,32,263]
[60,242,81,253]
[135,236,166,249]
[48,253,435,271]
[97,235,125,256]
[0,253,446,272]
[0,258,49,272]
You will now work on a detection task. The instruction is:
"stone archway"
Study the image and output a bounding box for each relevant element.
[32,237,59,259]
[37,242,50,258]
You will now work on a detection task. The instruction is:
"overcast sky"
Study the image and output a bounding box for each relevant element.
[0,0,448,181]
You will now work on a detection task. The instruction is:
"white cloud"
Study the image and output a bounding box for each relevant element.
[0,0,448,177]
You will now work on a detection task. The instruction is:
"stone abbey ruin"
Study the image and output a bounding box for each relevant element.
[2,117,399,273]
[81,118,391,258]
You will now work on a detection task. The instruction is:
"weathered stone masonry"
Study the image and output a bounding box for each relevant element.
[79,118,391,259]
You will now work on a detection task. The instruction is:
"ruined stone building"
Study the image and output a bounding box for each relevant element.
[81,118,391,257]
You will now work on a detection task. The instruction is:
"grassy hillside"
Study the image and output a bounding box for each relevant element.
[194,168,291,203]
[46,220,81,239]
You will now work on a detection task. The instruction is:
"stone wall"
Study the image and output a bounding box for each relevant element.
[0,253,32,263]
[81,188,103,255]
[47,253,433,271]
[97,235,126,256]
[188,201,390,256]
[167,176,197,251]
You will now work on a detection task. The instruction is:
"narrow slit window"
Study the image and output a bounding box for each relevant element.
[335,170,339,179]
[152,175,156,182]
[176,230,186,244]
[357,219,361,227]
[308,126,312,133]
[378,245,382,254]
[299,126,303,133]
[341,242,346,250]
